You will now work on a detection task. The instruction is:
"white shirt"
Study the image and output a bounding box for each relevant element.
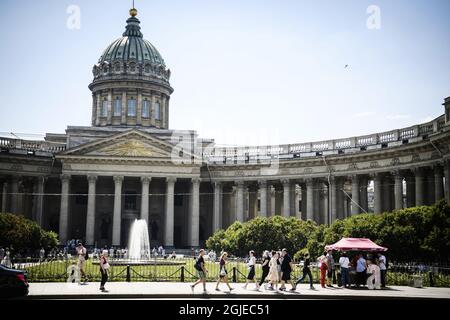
[339,256,350,268]
[247,256,256,267]
[378,255,386,270]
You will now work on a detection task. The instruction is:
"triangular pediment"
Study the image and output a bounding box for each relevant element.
[59,129,190,160]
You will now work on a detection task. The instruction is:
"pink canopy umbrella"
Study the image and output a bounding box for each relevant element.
[325,238,388,252]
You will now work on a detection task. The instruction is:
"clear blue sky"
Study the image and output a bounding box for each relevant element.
[0,0,449,146]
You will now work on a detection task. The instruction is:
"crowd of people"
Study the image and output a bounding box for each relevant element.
[190,248,388,293]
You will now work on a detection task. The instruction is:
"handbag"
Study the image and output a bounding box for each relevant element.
[103,262,110,270]
[220,266,226,276]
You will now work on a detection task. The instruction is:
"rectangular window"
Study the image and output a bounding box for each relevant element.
[127,99,136,117]
[102,100,108,117]
[124,191,137,210]
[155,101,161,120]
[114,99,121,116]
[142,100,150,118]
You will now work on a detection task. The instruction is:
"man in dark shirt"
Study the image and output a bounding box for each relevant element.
[279,248,296,292]
[294,252,315,290]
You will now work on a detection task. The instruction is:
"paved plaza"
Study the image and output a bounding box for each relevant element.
[25,282,450,299]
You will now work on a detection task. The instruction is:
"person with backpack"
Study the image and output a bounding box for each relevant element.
[190,249,208,293]
[76,242,88,284]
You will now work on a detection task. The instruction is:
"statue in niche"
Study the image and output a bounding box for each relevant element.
[150,221,158,240]
[100,216,110,240]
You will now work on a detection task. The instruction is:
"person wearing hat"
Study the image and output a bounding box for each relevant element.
[294,252,314,290]
[76,243,88,284]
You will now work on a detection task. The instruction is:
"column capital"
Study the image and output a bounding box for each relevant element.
[306,178,315,186]
[235,180,245,187]
[191,177,200,185]
[412,167,424,176]
[113,175,124,183]
[87,174,98,183]
[141,176,152,184]
[60,174,71,182]
[213,181,222,188]
[258,180,268,187]
[281,178,290,186]
[35,176,47,183]
[350,174,359,181]
[390,170,402,178]
[166,176,177,184]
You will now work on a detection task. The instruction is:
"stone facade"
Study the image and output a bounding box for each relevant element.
[1,9,450,249]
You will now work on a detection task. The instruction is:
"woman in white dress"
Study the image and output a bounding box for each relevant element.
[267,251,280,291]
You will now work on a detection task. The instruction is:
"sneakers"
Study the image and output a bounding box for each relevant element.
[215,288,220,291]
[289,288,297,292]
[310,286,315,290]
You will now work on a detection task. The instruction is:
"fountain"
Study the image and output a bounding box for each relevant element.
[128,219,151,260]
[94,218,185,266]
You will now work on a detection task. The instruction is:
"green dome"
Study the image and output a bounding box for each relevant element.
[98,16,166,66]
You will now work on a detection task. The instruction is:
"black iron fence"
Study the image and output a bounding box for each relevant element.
[8,257,450,287]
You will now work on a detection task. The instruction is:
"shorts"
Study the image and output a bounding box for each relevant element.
[281,271,291,281]
[197,270,206,279]
[247,266,255,280]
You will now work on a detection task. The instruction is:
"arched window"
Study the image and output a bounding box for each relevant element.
[142,99,150,118]
[114,97,121,116]
[155,101,161,120]
[129,63,136,73]
[127,98,136,117]
[144,64,151,73]
[101,99,108,117]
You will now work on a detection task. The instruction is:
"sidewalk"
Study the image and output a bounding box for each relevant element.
[26,282,450,299]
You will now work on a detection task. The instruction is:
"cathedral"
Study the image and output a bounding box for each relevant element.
[1,8,450,249]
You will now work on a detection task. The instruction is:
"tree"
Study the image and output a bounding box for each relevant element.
[0,213,59,253]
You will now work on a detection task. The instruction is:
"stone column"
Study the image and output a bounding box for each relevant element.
[289,182,297,217]
[306,178,315,221]
[86,175,97,246]
[248,186,258,220]
[112,176,123,246]
[394,172,403,210]
[414,168,424,206]
[330,177,338,222]
[336,178,345,219]
[323,183,329,224]
[351,175,360,216]
[444,162,450,202]
[213,181,222,231]
[359,176,369,213]
[258,180,268,217]
[373,173,382,214]
[164,177,176,247]
[1,181,7,213]
[235,181,245,222]
[107,90,113,124]
[34,176,46,226]
[59,174,71,244]
[10,176,19,214]
[121,92,127,124]
[434,165,444,202]
[281,179,291,217]
[95,93,101,126]
[405,175,415,208]
[137,91,143,125]
[189,178,200,247]
[382,174,392,212]
[140,176,151,223]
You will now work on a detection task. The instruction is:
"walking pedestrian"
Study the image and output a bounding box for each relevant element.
[326,250,334,287]
[191,249,208,293]
[76,243,88,284]
[243,250,259,290]
[215,252,233,292]
[294,252,314,290]
[258,250,271,288]
[366,260,381,289]
[99,250,110,292]
[279,248,295,292]
[339,252,350,288]
[267,251,280,291]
